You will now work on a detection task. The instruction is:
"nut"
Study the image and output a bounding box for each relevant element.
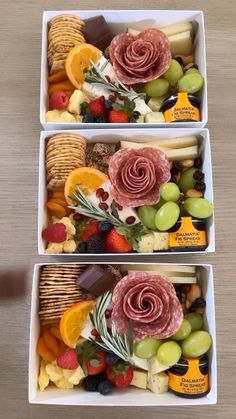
[186,188,203,198]
[169,161,173,169]
[181,159,194,168]
[186,284,202,303]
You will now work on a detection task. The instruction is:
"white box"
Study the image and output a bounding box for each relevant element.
[38,128,215,256]
[40,10,207,129]
[28,262,217,406]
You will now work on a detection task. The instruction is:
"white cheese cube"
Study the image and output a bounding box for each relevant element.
[138,233,154,253]
[67,90,88,115]
[153,232,169,250]
[148,97,166,112]
[147,371,169,394]
[145,112,165,123]
[137,115,145,123]
[148,356,169,374]
[131,370,148,389]
[168,31,193,56]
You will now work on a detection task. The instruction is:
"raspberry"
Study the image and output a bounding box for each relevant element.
[49,90,69,110]
[42,223,67,243]
[57,349,78,369]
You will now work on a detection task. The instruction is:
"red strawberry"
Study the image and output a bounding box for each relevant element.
[105,228,132,253]
[57,348,79,369]
[42,223,67,243]
[108,110,129,123]
[89,96,106,116]
[49,90,69,110]
[106,361,133,388]
[81,221,100,241]
[78,342,106,375]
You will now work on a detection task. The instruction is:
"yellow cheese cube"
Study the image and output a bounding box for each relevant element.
[130,369,148,389]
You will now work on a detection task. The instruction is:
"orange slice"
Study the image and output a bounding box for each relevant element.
[64,167,108,205]
[60,300,95,348]
[65,43,102,88]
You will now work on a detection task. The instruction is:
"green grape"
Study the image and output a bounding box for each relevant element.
[155,201,180,231]
[138,206,157,230]
[183,198,213,219]
[157,341,182,367]
[178,167,197,192]
[185,68,200,76]
[185,313,203,331]
[153,197,166,210]
[160,182,180,202]
[144,77,170,97]
[182,331,212,358]
[164,59,184,86]
[172,319,192,340]
[177,72,204,94]
[134,338,162,359]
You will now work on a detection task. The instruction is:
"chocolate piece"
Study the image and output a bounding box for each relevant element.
[82,16,113,51]
[76,265,116,296]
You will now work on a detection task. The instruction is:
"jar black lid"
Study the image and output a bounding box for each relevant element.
[161,94,201,111]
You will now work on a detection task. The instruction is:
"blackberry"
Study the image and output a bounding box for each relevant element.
[82,114,94,123]
[105,352,119,366]
[99,221,113,233]
[77,241,88,253]
[104,99,112,110]
[98,380,113,395]
[82,372,107,392]
[87,235,105,253]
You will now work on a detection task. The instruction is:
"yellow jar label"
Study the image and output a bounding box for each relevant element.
[168,358,209,395]
[163,92,200,122]
[168,217,206,248]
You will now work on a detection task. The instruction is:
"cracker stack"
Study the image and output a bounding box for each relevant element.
[46,133,86,191]
[48,14,86,74]
[38,264,93,320]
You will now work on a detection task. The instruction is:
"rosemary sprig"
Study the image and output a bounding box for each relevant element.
[69,186,147,250]
[89,291,134,363]
[85,60,146,100]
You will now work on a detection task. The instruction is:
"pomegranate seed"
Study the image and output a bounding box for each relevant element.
[101,191,109,201]
[99,202,108,210]
[182,284,192,294]
[115,202,123,211]
[73,213,82,221]
[96,188,104,198]
[109,95,116,103]
[126,216,135,225]
[105,75,111,82]
[105,309,112,319]
[91,328,100,338]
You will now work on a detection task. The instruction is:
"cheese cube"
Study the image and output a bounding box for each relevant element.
[130,369,148,389]
[67,90,88,115]
[145,112,165,123]
[148,97,166,112]
[168,31,193,56]
[153,232,169,250]
[138,233,154,253]
[147,372,169,394]
[148,356,169,374]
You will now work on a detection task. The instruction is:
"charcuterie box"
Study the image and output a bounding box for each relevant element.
[40,10,207,130]
[38,127,214,256]
[28,262,217,405]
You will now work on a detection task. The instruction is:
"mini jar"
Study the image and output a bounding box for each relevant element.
[161,92,201,122]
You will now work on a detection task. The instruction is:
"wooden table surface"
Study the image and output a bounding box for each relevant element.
[0,0,236,417]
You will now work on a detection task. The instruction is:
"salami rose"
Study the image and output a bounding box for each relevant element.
[109,29,171,85]
[111,272,183,340]
[108,147,170,207]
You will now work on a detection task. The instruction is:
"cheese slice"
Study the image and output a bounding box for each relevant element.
[121,264,196,274]
[147,371,169,394]
[161,21,192,37]
[127,28,140,36]
[146,135,198,149]
[120,141,198,161]
[168,30,193,56]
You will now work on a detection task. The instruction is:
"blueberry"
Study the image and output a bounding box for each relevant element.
[99,221,113,234]
[105,352,119,365]
[104,99,112,110]
[77,242,88,253]
[98,380,113,395]
[82,114,94,123]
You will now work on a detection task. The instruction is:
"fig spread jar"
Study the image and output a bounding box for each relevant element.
[168,355,209,398]
[161,92,201,122]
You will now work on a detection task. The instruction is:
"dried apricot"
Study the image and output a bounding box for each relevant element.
[51,191,65,199]
[36,336,55,362]
[50,325,62,341]
[43,330,60,357]
[48,80,75,96]
[48,70,68,83]
[46,201,67,218]
[49,198,68,208]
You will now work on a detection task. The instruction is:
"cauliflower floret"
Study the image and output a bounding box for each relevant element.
[67,90,88,115]
[45,110,76,123]
[60,217,76,236]
[63,239,76,253]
